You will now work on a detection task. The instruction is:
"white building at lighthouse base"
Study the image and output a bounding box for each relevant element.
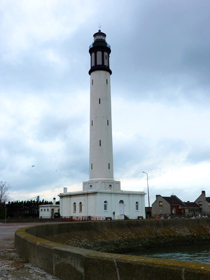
[59,186,145,220]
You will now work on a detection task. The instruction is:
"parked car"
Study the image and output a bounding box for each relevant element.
[54,213,60,218]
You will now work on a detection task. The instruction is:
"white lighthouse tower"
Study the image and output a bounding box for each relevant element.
[83,30,121,191]
[59,30,145,220]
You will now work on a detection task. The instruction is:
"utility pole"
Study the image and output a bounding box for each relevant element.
[4,204,7,223]
[142,171,150,218]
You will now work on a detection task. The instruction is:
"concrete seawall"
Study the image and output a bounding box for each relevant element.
[15,219,210,280]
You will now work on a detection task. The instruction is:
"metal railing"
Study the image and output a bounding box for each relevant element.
[89,43,111,49]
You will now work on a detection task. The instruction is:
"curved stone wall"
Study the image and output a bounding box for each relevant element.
[15,219,210,280]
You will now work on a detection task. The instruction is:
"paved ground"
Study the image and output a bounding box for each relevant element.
[0,222,59,280]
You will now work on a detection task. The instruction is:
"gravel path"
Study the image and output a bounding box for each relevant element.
[0,223,60,280]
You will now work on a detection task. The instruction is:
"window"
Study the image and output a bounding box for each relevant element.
[159,201,163,206]
[73,202,76,213]
[198,201,202,206]
[91,163,93,169]
[79,202,82,213]
[44,209,46,211]
[90,185,92,188]
[91,53,95,66]
[91,120,93,126]
[104,52,108,66]
[136,202,139,211]
[108,163,110,169]
[106,79,108,84]
[47,209,49,211]
[109,185,112,189]
[97,51,102,65]
[107,120,109,125]
[92,79,93,85]
[41,209,43,211]
[99,98,101,104]
[99,140,101,146]
[104,201,108,211]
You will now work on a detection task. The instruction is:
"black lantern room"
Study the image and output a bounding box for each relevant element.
[89,30,112,75]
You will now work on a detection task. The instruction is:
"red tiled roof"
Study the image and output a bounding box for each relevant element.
[162,195,186,207]
[184,202,200,208]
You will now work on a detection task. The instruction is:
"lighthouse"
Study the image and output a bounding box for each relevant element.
[83,30,121,191]
[59,30,145,220]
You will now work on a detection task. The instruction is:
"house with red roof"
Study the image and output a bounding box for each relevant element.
[152,194,201,217]
[194,191,210,215]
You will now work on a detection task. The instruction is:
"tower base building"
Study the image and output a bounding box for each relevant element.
[60,189,145,220]
[59,30,145,220]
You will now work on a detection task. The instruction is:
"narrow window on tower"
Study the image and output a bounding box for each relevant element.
[107,120,109,126]
[99,98,101,104]
[97,51,102,65]
[99,140,101,146]
[92,79,93,85]
[106,79,108,84]
[91,53,95,66]
[108,163,110,169]
[91,120,93,126]
[104,52,108,66]
[91,163,93,170]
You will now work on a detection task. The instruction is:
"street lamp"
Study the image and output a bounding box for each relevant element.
[142,171,150,218]
[4,204,7,223]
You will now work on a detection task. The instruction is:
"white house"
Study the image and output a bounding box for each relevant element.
[59,30,145,220]
[39,198,60,219]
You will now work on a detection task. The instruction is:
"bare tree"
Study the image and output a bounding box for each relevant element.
[0,181,9,204]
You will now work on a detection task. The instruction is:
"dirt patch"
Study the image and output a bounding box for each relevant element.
[0,222,60,279]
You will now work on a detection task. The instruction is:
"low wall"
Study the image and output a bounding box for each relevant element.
[15,219,210,280]
[41,218,210,252]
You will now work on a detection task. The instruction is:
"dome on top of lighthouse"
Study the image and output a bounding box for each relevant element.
[89,30,111,51]
[93,30,106,42]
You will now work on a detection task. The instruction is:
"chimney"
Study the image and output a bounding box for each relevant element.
[53,197,56,205]
[202,190,205,196]
[64,187,67,194]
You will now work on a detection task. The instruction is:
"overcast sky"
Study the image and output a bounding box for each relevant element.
[1,0,210,205]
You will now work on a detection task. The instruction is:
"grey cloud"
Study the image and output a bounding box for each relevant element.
[1,118,88,194]
[36,114,84,141]
[113,135,152,177]
[109,0,210,103]
[1,38,89,95]
[114,138,188,180]
[186,145,210,164]
[1,1,210,200]
[156,139,187,155]
[182,46,210,87]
